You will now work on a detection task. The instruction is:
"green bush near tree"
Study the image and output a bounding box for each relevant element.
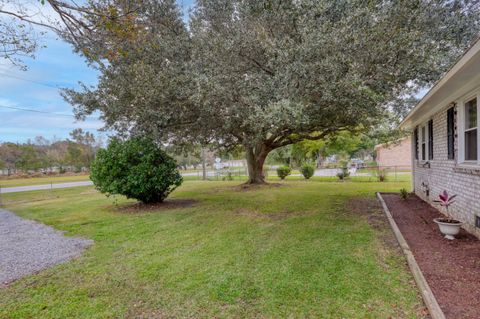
[337,166,350,181]
[276,166,291,180]
[90,137,183,203]
[300,163,315,180]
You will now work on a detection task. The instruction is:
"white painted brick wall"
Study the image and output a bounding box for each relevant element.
[413,106,480,237]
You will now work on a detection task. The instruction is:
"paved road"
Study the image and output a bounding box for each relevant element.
[181,171,217,177]
[0,181,94,194]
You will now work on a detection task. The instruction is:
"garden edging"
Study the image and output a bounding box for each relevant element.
[376,192,445,319]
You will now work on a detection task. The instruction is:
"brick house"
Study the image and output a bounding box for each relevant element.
[400,38,480,237]
[374,137,411,169]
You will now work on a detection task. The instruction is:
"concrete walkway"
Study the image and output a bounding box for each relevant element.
[0,208,92,285]
[0,181,93,194]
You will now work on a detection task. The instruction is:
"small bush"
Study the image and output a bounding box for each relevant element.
[90,137,183,203]
[336,166,350,181]
[300,163,315,180]
[377,169,388,182]
[276,165,291,180]
[400,188,409,200]
[222,170,234,181]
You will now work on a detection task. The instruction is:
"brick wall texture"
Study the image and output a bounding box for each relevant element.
[376,138,411,168]
[413,105,480,237]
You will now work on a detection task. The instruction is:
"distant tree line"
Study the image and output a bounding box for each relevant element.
[0,129,103,175]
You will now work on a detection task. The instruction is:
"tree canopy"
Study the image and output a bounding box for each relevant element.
[5,0,480,183]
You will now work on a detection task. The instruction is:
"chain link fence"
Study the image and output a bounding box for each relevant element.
[180,165,412,182]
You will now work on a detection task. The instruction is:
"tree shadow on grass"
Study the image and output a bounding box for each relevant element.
[113,199,198,214]
[229,182,286,192]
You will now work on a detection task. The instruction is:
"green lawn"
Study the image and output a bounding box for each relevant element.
[0,175,90,188]
[0,179,423,318]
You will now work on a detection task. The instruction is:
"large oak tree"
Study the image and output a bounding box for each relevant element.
[53,0,479,183]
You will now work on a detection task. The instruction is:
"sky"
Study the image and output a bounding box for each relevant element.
[0,0,194,143]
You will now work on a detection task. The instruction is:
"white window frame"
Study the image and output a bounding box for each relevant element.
[458,92,480,165]
[419,123,429,162]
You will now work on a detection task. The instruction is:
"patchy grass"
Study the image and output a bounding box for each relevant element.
[0,175,90,188]
[0,180,424,318]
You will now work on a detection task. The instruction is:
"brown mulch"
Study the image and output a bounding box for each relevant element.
[382,193,480,319]
[114,199,198,213]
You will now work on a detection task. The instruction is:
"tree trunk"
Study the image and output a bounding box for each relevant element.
[245,144,270,184]
[201,147,207,180]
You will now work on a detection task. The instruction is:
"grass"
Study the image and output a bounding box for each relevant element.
[0,175,90,188]
[0,179,423,318]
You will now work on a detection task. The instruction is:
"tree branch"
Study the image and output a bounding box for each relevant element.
[238,51,275,76]
[0,9,62,33]
[270,129,340,149]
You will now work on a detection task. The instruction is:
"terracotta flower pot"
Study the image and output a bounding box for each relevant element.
[434,218,462,240]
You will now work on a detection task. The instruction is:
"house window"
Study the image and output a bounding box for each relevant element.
[447,107,455,160]
[464,98,477,161]
[413,128,419,160]
[421,125,427,160]
[428,119,434,160]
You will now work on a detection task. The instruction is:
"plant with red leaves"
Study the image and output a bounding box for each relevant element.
[433,190,458,222]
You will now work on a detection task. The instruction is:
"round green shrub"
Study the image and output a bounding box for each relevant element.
[300,163,315,179]
[276,165,291,180]
[336,166,350,181]
[90,137,183,203]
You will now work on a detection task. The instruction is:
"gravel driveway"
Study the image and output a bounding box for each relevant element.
[0,208,93,285]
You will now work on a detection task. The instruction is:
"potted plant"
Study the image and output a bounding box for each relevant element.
[433,190,462,240]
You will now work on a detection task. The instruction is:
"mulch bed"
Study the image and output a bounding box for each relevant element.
[382,193,480,319]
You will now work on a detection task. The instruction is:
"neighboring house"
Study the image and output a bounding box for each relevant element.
[400,38,480,237]
[374,137,411,169]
